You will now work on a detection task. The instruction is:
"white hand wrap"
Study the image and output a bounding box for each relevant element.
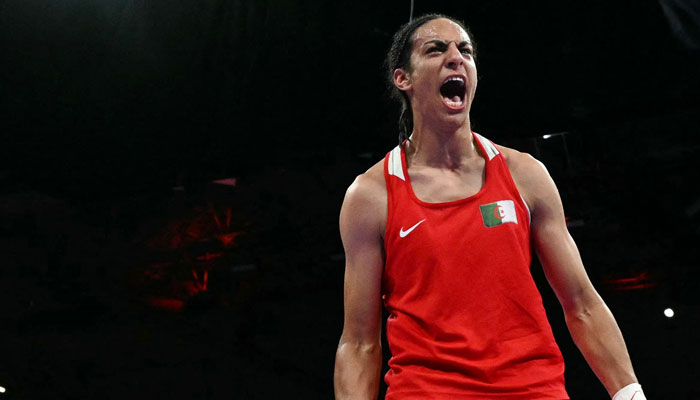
[612,383,646,400]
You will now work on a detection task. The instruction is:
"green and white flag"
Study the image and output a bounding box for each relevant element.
[480,200,518,228]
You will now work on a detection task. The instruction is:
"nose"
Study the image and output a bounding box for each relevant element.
[446,42,463,69]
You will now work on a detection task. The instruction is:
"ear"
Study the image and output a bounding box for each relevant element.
[393,68,412,92]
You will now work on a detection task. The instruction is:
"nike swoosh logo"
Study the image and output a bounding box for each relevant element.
[399,219,426,238]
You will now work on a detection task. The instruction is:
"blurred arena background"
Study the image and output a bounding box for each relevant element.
[1,0,699,398]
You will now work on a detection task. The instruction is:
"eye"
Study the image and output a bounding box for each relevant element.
[426,47,443,54]
[460,47,473,55]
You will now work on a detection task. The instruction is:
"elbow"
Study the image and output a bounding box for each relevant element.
[565,305,593,324]
[562,292,606,324]
[337,326,382,355]
[334,337,382,373]
[336,338,381,358]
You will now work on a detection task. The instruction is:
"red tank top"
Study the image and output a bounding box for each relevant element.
[382,133,569,399]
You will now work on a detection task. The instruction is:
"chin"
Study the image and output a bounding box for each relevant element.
[436,112,469,131]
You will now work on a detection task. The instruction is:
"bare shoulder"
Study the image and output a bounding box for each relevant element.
[494,144,547,178]
[340,159,388,240]
[343,159,386,212]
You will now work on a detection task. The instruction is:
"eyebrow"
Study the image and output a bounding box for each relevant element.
[422,40,472,48]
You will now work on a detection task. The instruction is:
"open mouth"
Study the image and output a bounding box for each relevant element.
[439,76,466,109]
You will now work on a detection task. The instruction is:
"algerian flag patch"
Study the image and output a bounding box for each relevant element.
[480,200,518,228]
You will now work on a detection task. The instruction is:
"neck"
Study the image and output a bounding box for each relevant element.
[406,114,479,169]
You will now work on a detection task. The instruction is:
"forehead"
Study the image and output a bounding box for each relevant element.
[412,18,471,48]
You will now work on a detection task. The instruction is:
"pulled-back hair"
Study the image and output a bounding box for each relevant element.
[384,14,477,144]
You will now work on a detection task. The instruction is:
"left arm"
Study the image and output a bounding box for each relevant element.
[508,150,640,398]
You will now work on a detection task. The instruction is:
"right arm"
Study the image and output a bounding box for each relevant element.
[334,172,386,400]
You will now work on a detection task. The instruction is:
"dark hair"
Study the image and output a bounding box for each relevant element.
[384,14,477,143]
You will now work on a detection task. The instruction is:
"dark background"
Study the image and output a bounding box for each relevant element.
[1,0,699,398]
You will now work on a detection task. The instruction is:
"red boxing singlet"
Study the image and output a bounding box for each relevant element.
[382,133,569,399]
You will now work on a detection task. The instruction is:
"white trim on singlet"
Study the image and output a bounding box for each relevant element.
[472,132,500,161]
[473,132,500,160]
[475,132,529,224]
[388,145,405,181]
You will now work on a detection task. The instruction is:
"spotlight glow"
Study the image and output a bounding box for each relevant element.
[542,134,553,139]
[664,308,675,318]
[0,386,5,393]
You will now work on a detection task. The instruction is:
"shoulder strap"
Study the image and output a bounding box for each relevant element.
[473,132,500,161]
[386,145,405,181]
[474,132,531,224]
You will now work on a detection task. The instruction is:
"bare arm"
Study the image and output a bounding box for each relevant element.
[511,152,639,397]
[334,171,386,400]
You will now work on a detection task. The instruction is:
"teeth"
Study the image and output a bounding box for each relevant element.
[444,76,465,84]
[445,98,463,107]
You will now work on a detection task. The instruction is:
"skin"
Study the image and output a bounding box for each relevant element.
[334,18,640,400]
